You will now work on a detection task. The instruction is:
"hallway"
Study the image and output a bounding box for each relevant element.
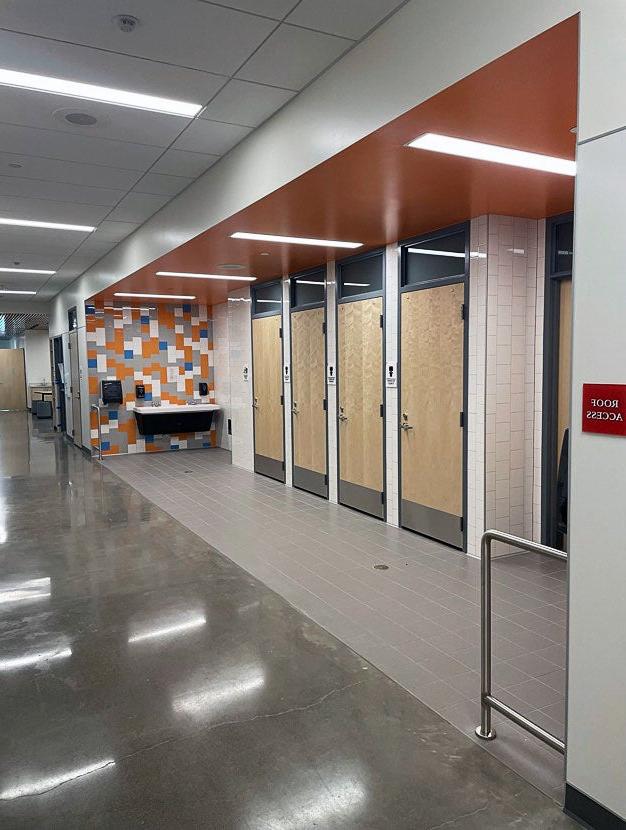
[0,412,575,828]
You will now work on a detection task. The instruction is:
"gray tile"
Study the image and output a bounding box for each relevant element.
[504,678,564,710]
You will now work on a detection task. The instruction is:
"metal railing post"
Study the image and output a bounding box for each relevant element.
[475,529,567,754]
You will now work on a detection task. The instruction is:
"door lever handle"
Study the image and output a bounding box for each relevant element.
[338,413,348,422]
[400,422,413,430]
[252,396,259,410]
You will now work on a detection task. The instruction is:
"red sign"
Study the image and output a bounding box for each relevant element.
[582,384,626,436]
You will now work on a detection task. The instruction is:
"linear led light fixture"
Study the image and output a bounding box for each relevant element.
[407,248,465,257]
[156,271,256,282]
[0,68,202,117]
[295,279,325,285]
[0,217,95,232]
[407,133,576,176]
[0,289,37,295]
[0,267,55,274]
[256,299,281,304]
[344,282,370,287]
[115,292,196,300]
[231,232,363,249]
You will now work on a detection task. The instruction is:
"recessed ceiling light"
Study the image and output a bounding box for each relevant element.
[0,289,37,295]
[156,271,256,282]
[0,217,95,232]
[0,68,202,118]
[64,112,98,126]
[8,162,22,169]
[114,292,196,300]
[259,252,270,257]
[407,133,576,176]
[0,267,55,274]
[231,232,363,249]
[217,263,245,270]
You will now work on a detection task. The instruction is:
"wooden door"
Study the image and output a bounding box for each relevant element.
[291,307,327,497]
[69,330,82,446]
[0,349,27,410]
[400,283,464,547]
[338,297,384,517]
[252,315,284,481]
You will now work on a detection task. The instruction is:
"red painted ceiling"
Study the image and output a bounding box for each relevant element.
[92,15,578,306]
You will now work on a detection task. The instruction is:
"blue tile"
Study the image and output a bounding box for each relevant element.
[101,441,110,451]
[202,442,211,448]
[184,362,193,371]
[199,328,208,338]
[124,349,133,359]
[108,410,118,420]
[144,435,154,442]
[159,341,168,351]
[182,304,191,313]
[87,358,97,369]
[171,445,179,451]
[144,392,153,402]
[140,315,150,324]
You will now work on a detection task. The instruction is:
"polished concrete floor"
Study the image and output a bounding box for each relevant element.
[0,413,577,828]
[106,447,567,803]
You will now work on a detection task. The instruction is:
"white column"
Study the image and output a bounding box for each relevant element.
[325,261,338,503]
[384,243,399,526]
[281,276,293,487]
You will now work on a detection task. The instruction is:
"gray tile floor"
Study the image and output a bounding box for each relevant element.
[105,448,568,803]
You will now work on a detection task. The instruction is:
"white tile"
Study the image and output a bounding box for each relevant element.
[173,119,252,155]
[202,79,295,128]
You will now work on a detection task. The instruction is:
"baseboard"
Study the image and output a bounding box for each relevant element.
[564,784,626,829]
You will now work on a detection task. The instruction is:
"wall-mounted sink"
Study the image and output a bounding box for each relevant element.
[134,403,220,436]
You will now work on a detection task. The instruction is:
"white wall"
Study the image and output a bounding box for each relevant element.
[227,288,253,471]
[213,301,232,451]
[23,330,51,408]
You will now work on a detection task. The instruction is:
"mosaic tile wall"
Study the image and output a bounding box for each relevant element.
[86,302,216,455]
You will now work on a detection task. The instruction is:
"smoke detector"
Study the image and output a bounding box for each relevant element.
[113,14,139,33]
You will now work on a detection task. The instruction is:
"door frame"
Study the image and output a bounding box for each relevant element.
[68,327,82,446]
[335,247,387,520]
[541,211,574,548]
[289,266,329,499]
[250,279,285,482]
[397,221,470,550]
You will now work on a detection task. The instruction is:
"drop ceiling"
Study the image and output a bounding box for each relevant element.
[0,0,408,302]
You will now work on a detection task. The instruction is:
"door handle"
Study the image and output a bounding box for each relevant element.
[338,406,348,422]
[252,397,259,410]
[401,412,413,430]
[291,400,299,415]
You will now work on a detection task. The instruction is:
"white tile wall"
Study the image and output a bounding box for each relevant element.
[227,286,254,471]
[384,243,400,526]
[326,261,338,504]
[213,301,231,451]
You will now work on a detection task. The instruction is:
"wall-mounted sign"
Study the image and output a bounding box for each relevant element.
[386,362,397,388]
[284,365,290,383]
[327,364,336,385]
[582,383,626,436]
[243,365,249,383]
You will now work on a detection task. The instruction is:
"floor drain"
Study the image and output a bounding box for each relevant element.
[374,564,389,570]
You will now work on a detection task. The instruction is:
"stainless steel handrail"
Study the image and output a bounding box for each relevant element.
[90,403,103,461]
[475,529,567,754]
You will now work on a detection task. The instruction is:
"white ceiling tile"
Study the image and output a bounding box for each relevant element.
[236,24,353,90]
[286,0,404,40]
[0,272,49,291]
[0,29,227,106]
[0,250,68,270]
[105,192,169,223]
[0,227,84,257]
[172,120,252,155]
[210,0,298,17]
[201,80,295,128]
[149,149,220,178]
[0,123,162,171]
[90,221,140,243]
[0,152,143,191]
[0,0,276,75]
[132,173,193,198]
[0,175,124,207]
[0,87,187,148]
[0,196,111,224]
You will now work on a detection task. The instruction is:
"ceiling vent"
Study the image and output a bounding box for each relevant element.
[113,14,139,33]
[64,112,98,126]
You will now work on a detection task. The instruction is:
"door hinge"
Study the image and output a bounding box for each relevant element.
[279,327,283,339]
[380,403,384,418]
[322,398,327,411]
[280,394,284,406]
[324,474,328,485]
[282,461,285,471]
[381,491,385,504]
[460,516,464,532]
[459,411,465,428]
[322,321,326,334]
[379,314,384,328]
[460,303,466,320]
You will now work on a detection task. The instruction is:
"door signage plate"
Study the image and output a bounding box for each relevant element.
[582,383,626,436]
[327,364,336,385]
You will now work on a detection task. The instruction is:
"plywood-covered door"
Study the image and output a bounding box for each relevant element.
[69,329,82,446]
[0,349,27,410]
[252,314,284,481]
[400,283,465,547]
[291,307,327,497]
[338,297,384,517]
